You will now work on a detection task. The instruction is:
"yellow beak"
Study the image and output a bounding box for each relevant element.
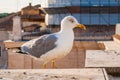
[76,24,86,30]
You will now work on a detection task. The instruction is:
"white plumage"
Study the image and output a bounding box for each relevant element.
[39,26,74,63]
[21,16,86,68]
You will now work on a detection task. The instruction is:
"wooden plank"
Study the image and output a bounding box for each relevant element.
[7,41,104,69]
[113,34,120,41]
[85,50,120,67]
[4,42,25,48]
[8,47,85,69]
[113,34,120,44]
[0,68,108,80]
[4,41,102,49]
[8,51,24,69]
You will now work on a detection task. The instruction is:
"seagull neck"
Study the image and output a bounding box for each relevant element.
[60,25,73,32]
[59,27,74,36]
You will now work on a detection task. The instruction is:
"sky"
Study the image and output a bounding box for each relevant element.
[0,0,45,13]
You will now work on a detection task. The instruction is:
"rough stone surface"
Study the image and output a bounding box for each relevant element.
[0,69,108,80]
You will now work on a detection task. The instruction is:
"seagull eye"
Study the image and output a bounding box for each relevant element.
[69,18,74,23]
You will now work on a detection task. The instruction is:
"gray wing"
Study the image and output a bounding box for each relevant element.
[21,34,58,58]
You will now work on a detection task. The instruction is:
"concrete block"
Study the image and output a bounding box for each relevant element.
[0,68,109,80]
[116,24,120,35]
[85,50,120,67]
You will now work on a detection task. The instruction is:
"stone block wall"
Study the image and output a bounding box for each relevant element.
[8,41,103,69]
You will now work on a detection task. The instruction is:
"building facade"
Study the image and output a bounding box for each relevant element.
[43,0,120,40]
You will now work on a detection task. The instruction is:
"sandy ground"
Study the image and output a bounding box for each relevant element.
[0,69,107,80]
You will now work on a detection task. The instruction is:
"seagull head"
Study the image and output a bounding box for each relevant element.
[61,16,86,30]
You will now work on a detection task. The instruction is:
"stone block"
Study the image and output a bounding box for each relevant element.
[116,24,120,35]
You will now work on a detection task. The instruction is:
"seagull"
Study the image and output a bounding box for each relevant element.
[21,16,86,68]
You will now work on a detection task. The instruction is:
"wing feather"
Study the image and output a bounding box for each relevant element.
[21,34,58,58]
